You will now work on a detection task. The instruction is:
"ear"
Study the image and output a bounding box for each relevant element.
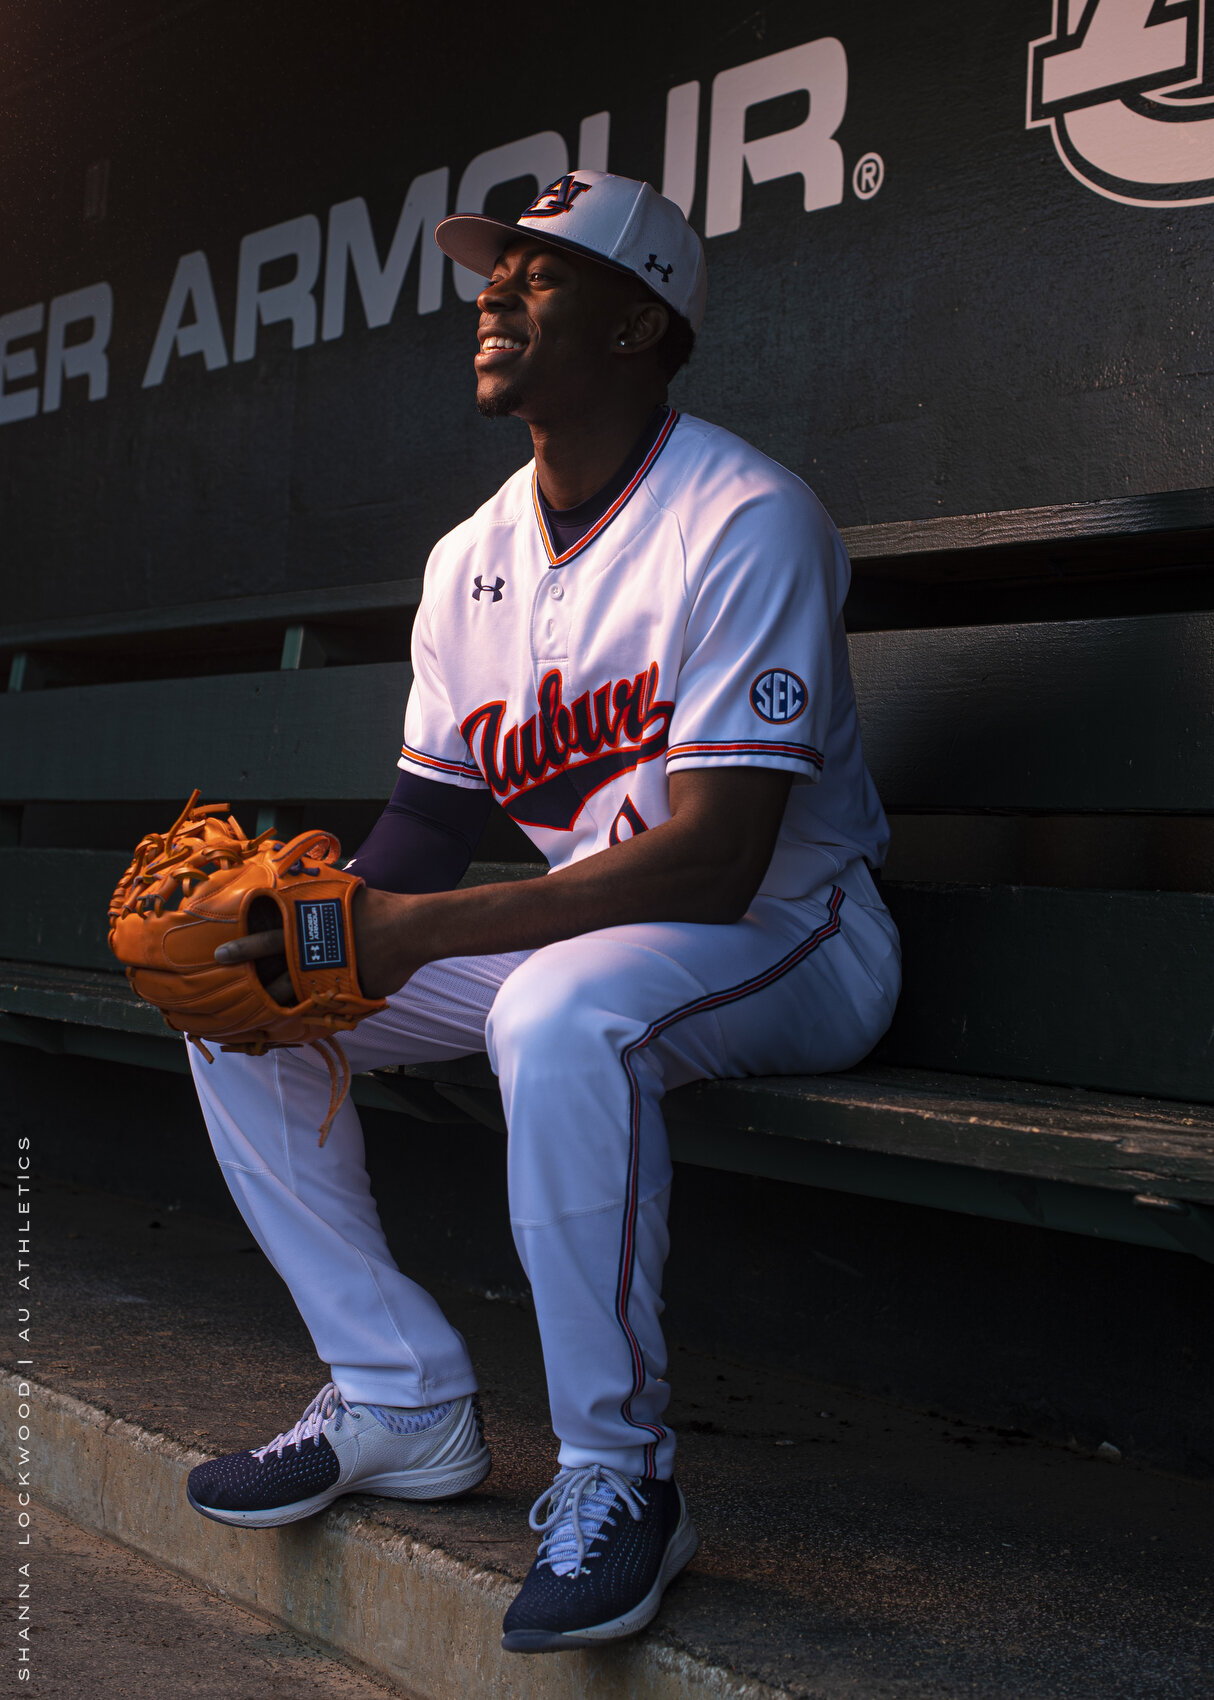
[612,300,670,356]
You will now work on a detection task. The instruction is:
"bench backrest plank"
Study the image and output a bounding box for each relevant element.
[0,663,411,802]
[3,851,1210,1102]
[851,610,1212,811]
[3,610,1211,812]
[879,884,1214,1103]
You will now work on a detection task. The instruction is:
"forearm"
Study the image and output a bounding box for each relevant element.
[355,767,793,996]
[218,768,794,1002]
[402,818,738,958]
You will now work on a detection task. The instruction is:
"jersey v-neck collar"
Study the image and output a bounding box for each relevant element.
[531,406,679,569]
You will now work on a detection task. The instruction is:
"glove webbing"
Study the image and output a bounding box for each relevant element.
[110,792,274,922]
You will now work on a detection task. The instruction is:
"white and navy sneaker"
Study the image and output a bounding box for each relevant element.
[501,1464,698,1652]
[186,1381,490,1528]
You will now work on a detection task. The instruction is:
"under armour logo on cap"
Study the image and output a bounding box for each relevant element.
[644,255,673,282]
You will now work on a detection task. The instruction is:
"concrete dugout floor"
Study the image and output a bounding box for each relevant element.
[11,1175,1214,1699]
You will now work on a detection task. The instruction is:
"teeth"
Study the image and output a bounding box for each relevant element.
[481,336,525,351]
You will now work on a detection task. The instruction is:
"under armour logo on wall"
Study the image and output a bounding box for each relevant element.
[472,576,505,602]
[644,254,674,282]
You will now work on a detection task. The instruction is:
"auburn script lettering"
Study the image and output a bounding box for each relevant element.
[460,665,674,830]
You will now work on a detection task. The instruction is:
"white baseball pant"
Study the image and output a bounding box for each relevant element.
[189,860,900,1479]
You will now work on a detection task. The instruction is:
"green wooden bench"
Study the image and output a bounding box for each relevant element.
[4,492,1213,1263]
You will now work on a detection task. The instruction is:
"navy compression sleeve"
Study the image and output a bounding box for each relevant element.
[346,772,491,894]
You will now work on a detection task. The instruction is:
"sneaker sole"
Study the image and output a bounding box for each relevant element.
[187,1445,491,1529]
[500,1504,699,1653]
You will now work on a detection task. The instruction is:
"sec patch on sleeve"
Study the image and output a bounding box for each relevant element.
[750,668,807,724]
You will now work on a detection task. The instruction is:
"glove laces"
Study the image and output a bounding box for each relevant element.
[251,1381,352,1462]
[529,1464,645,1577]
[187,1030,351,1146]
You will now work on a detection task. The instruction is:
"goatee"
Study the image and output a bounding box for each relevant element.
[477,383,524,420]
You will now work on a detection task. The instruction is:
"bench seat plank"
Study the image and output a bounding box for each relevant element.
[3,960,1210,1199]
[0,960,168,1035]
[403,1055,1214,1202]
[3,962,1211,1257]
[668,1068,1214,1201]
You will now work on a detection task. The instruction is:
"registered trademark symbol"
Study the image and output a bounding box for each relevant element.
[852,152,884,199]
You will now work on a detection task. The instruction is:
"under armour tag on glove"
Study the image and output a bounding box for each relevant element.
[108,792,387,1143]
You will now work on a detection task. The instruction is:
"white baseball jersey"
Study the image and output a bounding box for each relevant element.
[399,410,888,899]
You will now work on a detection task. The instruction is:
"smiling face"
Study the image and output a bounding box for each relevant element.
[474,239,668,422]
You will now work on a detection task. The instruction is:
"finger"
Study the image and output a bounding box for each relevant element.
[266,971,296,1006]
[214,929,286,965]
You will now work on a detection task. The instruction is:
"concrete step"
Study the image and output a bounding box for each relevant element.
[7,1486,402,1697]
[11,1176,1213,1699]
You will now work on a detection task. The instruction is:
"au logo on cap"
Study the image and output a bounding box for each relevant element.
[524,175,593,218]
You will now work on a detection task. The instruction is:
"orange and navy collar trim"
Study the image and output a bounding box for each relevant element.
[532,407,679,569]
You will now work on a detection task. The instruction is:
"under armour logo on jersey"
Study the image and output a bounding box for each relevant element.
[524,175,592,218]
[472,576,505,602]
[750,668,808,724]
[644,254,673,283]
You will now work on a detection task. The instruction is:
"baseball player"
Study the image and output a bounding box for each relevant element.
[183,171,900,1653]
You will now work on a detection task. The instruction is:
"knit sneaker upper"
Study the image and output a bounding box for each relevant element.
[502,1467,682,1636]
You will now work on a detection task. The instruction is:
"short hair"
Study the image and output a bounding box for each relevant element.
[657,307,696,382]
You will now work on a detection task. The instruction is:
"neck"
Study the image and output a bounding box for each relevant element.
[529,389,667,510]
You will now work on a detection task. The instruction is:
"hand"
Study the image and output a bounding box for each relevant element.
[347,886,425,999]
[214,910,293,1004]
[214,886,423,1003]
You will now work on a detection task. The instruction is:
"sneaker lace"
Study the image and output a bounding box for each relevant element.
[528,1464,645,1578]
[251,1381,352,1462]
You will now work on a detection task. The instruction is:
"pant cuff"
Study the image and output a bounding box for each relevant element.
[329,1366,480,1408]
[556,1440,675,1480]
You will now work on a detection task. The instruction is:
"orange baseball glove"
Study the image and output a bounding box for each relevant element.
[108,792,387,1142]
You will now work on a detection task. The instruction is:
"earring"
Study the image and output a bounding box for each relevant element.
[618,336,627,346]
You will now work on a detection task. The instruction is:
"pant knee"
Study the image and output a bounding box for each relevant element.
[487,950,627,1083]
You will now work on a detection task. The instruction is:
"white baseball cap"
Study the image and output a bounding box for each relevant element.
[435,170,707,334]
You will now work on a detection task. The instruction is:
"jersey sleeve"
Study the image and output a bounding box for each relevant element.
[397,574,488,790]
[665,487,846,783]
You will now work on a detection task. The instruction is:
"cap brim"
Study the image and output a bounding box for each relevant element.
[434,214,638,285]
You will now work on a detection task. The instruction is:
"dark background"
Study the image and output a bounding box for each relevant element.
[2,0,1210,624]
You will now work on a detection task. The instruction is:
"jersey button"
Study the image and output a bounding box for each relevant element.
[549,582,564,600]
